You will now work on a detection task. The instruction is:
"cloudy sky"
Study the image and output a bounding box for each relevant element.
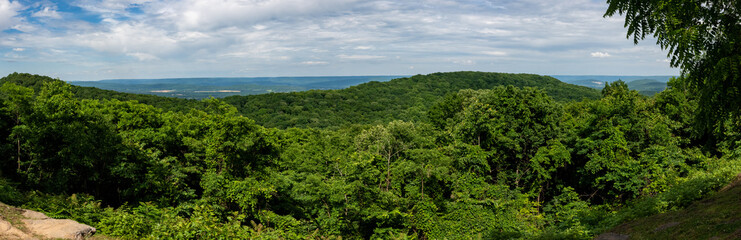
[0,0,678,81]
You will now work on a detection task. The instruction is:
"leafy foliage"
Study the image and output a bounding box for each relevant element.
[223,71,600,129]
[605,0,741,144]
[0,71,736,239]
[0,72,206,113]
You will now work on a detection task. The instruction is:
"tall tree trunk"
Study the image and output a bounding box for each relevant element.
[15,116,20,171]
[17,138,21,171]
[386,154,391,191]
[421,174,424,199]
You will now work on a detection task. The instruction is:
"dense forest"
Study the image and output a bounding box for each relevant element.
[1,69,740,239]
[0,73,207,113]
[0,0,737,238]
[222,72,600,128]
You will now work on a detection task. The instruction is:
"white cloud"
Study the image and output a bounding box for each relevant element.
[337,54,386,60]
[301,61,329,65]
[127,52,159,61]
[76,22,178,58]
[73,0,153,16]
[590,52,611,58]
[453,59,476,65]
[32,6,62,19]
[482,51,507,56]
[253,24,267,30]
[159,0,359,31]
[3,50,25,60]
[0,0,23,30]
[0,0,679,80]
[12,47,24,51]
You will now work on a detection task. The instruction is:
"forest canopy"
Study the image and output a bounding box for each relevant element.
[0,0,739,239]
[605,0,741,143]
[1,70,739,239]
[222,72,600,129]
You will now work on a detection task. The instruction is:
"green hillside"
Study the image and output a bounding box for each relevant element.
[0,0,736,238]
[69,76,406,99]
[626,79,668,96]
[599,174,741,239]
[564,79,607,89]
[223,71,601,128]
[2,72,598,128]
[2,72,741,239]
[559,78,669,96]
[0,73,206,112]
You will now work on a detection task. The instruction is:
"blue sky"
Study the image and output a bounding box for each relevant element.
[0,0,679,81]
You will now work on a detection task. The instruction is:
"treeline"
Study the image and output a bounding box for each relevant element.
[1,73,740,239]
[1,73,206,113]
[222,72,601,128]
[3,72,599,130]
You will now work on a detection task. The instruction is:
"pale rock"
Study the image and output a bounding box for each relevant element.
[21,210,96,240]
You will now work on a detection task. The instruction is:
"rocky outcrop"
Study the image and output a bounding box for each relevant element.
[0,202,96,240]
[0,218,36,240]
[21,209,96,240]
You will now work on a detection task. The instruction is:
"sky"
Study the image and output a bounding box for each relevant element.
[0,0,680,81]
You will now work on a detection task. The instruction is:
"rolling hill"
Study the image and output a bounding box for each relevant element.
[3,72,600,129]
[552,75,673,95]
[626,79,668,95]
[69,76,406,99]
[222,71,601,128]
[0,73,206,112]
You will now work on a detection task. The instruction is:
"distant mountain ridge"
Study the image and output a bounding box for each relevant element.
[67,74,672,99]
[551,75,675,96]
[551,75,674,83]
[3,72,600,129]
[70,76,408,99]
[0,72,205,112]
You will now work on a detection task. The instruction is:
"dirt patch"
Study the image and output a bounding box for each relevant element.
[725,227,741,240]
[710,227,741,240]
[653,221,680,232]
[594,232,630,240]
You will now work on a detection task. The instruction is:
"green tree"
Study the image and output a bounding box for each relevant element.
[435,86,565,195]
[0,83,34,172]
[355,120,421,191]
[605,0,741,140]
[569,82,685,202]
[653,77,697,145]
[15,81,125,197]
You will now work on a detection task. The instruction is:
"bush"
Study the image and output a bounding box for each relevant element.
[22,192,104,225]
[590,156,741,233]
[98,203,164,239]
